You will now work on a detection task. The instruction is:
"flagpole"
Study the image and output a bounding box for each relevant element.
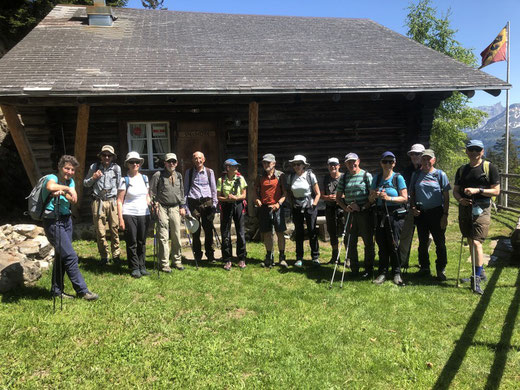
[504,21,510,207]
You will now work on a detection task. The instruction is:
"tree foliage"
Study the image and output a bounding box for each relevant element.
[141,0,166,9]
[405,0,486,175]
[487,132,520,188]
[0,0,128,56]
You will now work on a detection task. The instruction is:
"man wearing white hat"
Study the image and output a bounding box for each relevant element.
[150,153,186,272]
[83,145,122,266]
[320,157,343,263]
[399,143,425,270]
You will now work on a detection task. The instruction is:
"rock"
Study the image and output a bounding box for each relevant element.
[10,231,26,245]
[36,261,50,271]
[13,224,42,239]
[1,224,13,235]
[33,235,52,258]
[0,238,8,250]
[0,252,42,292]
[17,240,40,256]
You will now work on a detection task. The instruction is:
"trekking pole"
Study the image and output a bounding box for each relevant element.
[329,212,351,289]
[383,199,404,286]
[184,218,198,270]
[339,212,354,288]
[213,226,222,249]
[456,235,464,288]
[51,195,63,313]
[154,218,159,278]
[471,239,477,292]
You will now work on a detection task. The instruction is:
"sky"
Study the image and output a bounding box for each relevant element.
[125,0,518,108]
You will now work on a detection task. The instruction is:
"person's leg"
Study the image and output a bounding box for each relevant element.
[201,205,215,260]
[169,206,183,267]
[274,206,287,262]
[136,215,148,272]
[92,199,109,261]
[306,206,319,261]
[415,212,431,273]
[293,208,305,260]
[108,200,121,259]
[60,217,89,294]
[157,204,171,269]
[389,215,404,276]
[398,212,415,268]
[220,203,233,260]
[124,215,140,272]
[347,213,360,271]
[188,199,203,259]
[428,207,447,277]
[325,206,338,255]
[358,210,375,272]
[234,202,247,260]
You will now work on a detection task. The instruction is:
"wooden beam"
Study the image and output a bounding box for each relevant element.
[73,104,90,217]
[0,104,41,186]
[247,101,259,216]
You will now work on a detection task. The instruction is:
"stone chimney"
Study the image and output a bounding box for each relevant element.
[86,0,115,27]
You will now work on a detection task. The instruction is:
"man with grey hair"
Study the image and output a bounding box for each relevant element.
[254,153,288,268]
[150,153,186,272]
[84,145,122,266]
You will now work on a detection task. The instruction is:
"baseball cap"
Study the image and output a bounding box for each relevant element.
[466,140,484,149]
[262,153,276,162]
[224,158,240,166]
[422,149,435,159]
[327,157,340,165]
[164,153,177,162]
[344,153,359,161]
[381,151,396,160]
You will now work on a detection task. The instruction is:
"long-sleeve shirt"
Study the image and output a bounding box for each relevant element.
[150,170,185,207]
[83,162,121,199]
[184,167,218,208]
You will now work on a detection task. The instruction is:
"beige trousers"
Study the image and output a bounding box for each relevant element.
[157,204,182,267]
[92,198,120,259]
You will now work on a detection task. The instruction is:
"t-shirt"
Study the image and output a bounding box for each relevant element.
[370,172,407,207]
[290,171,318,207]
[118,174,150,216]
[412,169,451,210]
[337,170,372,205]
[257,172,283,205]
[454,161,500,207]
[217,174,248,198]
[42,174,74,217]
[321,174,341,206]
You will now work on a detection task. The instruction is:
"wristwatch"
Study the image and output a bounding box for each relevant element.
[479,188,484,194]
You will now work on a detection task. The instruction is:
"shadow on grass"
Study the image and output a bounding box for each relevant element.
[432,265,520,389]
[1,285,51,303]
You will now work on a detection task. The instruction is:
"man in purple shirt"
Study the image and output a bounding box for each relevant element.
[184,151,218,262]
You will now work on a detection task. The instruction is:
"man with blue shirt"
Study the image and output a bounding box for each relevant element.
[336,153,374,277]
[184,151,218,263]
[410,149,451,280]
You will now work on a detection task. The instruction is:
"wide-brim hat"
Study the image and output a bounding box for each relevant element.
[164,153,178,162]
[124,151,144,165]
[98,145,116,157]
[185,215,200,233]
[407,144,425,156]
[289,154,310,166]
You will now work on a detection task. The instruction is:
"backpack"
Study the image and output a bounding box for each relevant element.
[26,175,53,221]
[288,169,316,207]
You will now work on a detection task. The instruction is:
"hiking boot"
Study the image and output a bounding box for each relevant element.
[161,266,172,273]
[461,272,487,284]
[53,292,75,300]
[361,268,374,279]
[278,253,288,269]
[472,276,484,295]
[113,256,121,266]
[140,268,150,276]
[393,273,404,285]
[436,270,447,281]
[373,274,386,285]
[100,258,108,266]
[131,269,142,278]
[312,258,321,267]
[294,259,303,268]
[78,291,99,301]
[174,263,185,271]
[261,252,274,268]
[238,260,246,269]
[416,268,431,277]
[223,261,232,271]
[328,250,339,264]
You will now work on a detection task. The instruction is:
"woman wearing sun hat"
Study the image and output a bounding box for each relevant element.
[117,151,151,278]
[217,158,248,270]
[287,154,321,267]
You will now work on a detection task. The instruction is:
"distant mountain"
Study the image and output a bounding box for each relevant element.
[465,103,520,151]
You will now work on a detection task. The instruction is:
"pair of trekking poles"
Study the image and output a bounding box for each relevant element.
[456,235,479,292]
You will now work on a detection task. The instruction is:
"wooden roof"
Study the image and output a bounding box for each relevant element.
[0,5,510,97]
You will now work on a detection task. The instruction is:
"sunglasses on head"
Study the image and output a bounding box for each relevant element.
[128,160,140,165]
[467,147,482,152]
[381,160,395,164]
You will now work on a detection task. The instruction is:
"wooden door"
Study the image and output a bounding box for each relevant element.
[175,121,221,176]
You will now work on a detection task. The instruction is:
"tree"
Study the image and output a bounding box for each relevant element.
[487,132,520,190]
[405,0,487,175]
[0,0,128,56]
[141,0,166,9]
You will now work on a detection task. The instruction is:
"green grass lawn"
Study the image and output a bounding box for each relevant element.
[1,204,519,389]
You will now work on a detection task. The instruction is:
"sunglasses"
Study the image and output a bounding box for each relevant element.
[292,162,303,166]
[381,160,395,164]
[467,147,482,152]
[409,152,422,157]
[165,160,177,164]
[128,160,140,165]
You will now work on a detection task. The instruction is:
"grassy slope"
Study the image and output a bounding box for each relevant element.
[1,204,519,389]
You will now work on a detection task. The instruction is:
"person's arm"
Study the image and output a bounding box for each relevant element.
[217,177,228,202]
[209,169,218,208]
[464,184,500,198]
[312,183,320,206]
[83,163,98,188]
[117,189,125,231]
[45,177,77,204]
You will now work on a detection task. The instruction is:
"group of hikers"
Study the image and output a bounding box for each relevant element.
[40,139,500,301]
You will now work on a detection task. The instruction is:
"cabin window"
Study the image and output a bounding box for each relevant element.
[127,122,170,170]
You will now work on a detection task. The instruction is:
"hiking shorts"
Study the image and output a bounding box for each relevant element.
[458,204,491,243]
[258,204,286,233]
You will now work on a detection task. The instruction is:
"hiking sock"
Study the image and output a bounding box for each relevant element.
[475,266,483,277]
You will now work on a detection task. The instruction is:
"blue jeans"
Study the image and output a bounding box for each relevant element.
[44,215,89,295]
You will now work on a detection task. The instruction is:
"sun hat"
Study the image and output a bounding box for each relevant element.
[407,144,425,156]
[98,145,116,157]
[344,153,359,161]
[224,158,240,166]
[262,153,276,163]
[381,151,396,160]
[124,151,144,165]
[289,154,309,166]
[466,139,484,149]
[327,157,340,165]
[164,153,177,162]
[422,149,435,159]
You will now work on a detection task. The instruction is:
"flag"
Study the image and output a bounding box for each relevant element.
[479,25,508,69]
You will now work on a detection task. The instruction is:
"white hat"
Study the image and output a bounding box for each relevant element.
[289,154,309,166]
[185,215,200,233]
[407,144,425,156]
[327,157,340,165]
[124,151,144,165]
[164,153,178,162]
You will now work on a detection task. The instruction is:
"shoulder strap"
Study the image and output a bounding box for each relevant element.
[483,160,490,183]
[363,170,370,195]
[392,172,400,189]
[124,176,130,190]
[188,168,195,192]
[142,174,148,186]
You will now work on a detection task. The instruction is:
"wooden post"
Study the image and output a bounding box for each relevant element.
[248,101,259,216]
[1,104,41,186]
[73,104,90,217]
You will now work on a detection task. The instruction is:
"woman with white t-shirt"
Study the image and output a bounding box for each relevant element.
[117,151,151,278]
[288,155,321,267]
